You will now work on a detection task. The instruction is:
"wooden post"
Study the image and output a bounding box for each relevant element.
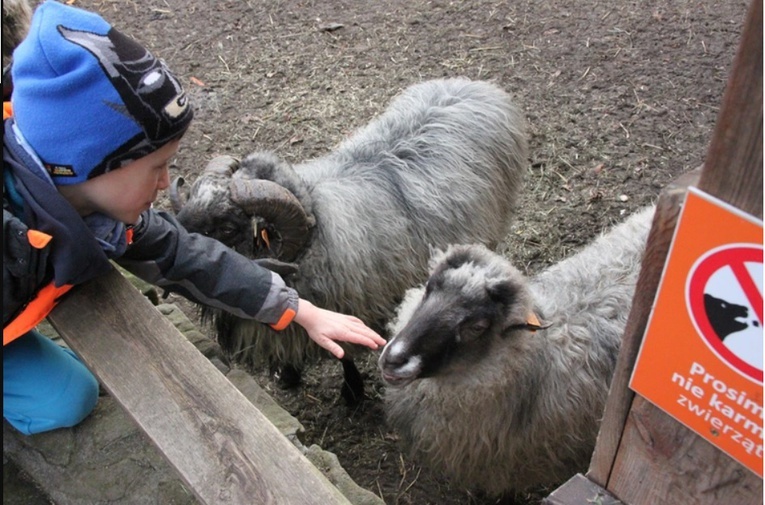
[697,0,763,219]
[48,268,352,505]
[548,0,762,503]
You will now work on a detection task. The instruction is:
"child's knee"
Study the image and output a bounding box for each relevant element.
[8,370,99,435]
[4,332,100,434]
[50,365,100,430]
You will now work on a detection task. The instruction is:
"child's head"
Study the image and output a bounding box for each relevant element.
[10,0,193,186]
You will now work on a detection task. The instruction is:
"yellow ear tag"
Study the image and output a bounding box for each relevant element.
[260,229,271,250]
[509,313,550,333]
[526,312,552,333]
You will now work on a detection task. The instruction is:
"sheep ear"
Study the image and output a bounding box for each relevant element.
[486,278,515,304]
[490,278,549,333]
[504,316,551,334]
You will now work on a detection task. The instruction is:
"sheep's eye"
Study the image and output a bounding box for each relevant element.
[218,223,239,240]
[459,319,490,342]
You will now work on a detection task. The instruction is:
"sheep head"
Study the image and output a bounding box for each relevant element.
[171,153,315,262]
[378,244,541,387]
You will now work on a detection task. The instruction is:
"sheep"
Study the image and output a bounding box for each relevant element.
[378,205,655,497]
[170,78,528,403]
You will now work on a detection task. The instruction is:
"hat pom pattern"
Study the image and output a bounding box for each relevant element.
[11,0,193,185]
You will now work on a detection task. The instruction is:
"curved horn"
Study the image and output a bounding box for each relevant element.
[169,176,186,214]
[230,179,313,262]
[203,155,238,176]
[170,156,237,214]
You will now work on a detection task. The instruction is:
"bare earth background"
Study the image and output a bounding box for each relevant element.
[74,0,747,503]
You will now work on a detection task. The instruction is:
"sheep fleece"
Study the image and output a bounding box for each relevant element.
[383,206,655,495]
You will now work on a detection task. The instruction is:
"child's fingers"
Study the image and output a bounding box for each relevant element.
[328,343,345,359]
[335,325,385,349]
[314,336,345,359]
[345,318,387,346]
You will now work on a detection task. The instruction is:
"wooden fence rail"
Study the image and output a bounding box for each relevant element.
[48,267,351,505]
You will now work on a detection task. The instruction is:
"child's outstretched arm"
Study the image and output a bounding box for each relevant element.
[294,299,386,359]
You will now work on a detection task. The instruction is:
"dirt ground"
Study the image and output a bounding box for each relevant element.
[74,0,748,503]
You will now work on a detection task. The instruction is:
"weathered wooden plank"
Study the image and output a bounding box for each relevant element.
[542,474,624,505]
[698,0,762,220]
[48,267,351,505]
[608,396,762,504]
[587,169,699,487]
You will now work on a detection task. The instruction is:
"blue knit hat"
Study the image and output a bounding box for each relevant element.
[10,0,193,185]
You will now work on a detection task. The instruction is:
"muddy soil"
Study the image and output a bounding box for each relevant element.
[76,0,748,503]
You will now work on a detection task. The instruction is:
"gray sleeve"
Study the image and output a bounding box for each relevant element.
[117,209,299,327]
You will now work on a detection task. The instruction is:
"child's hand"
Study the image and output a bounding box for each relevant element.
[293,299,387,359]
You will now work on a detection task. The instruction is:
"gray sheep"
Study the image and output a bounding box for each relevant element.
[379,206,655,496]
[171,78,528,402]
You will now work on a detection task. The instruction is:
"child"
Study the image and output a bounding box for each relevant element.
[2,0,385,436]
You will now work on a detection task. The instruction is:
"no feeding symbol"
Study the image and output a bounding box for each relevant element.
[630,188,763,476]
[687,244,763,383]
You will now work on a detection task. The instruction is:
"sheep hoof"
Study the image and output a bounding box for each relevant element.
[340,358,364,406]
[274,364,303,389]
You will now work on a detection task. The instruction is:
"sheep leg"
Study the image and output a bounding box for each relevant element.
[339,358,364,405]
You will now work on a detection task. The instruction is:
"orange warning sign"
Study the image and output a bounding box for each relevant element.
[630,187,763,477]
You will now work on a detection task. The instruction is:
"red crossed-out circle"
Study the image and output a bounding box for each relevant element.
[686,244,763,383]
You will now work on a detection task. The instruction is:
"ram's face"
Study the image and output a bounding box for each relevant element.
[378,246,528,387]
[176,175,254,258]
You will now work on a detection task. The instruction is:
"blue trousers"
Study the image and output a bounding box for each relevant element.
[3,330,99,435]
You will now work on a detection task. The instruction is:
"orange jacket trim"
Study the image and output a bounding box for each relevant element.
[269,308,296,331]
[3,101,12,120]
[3,282,74,345]
[3,229,68,346]
[27,229,53,249]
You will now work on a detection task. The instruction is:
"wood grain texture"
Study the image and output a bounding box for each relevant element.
[608,397,762,504]
[698,0,763,220]
[48,267,350,505]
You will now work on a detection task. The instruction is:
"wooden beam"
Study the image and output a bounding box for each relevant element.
[607,396,762,504]
[698,0,763,220]
[542,474,624,505]
[48,267,351,505]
